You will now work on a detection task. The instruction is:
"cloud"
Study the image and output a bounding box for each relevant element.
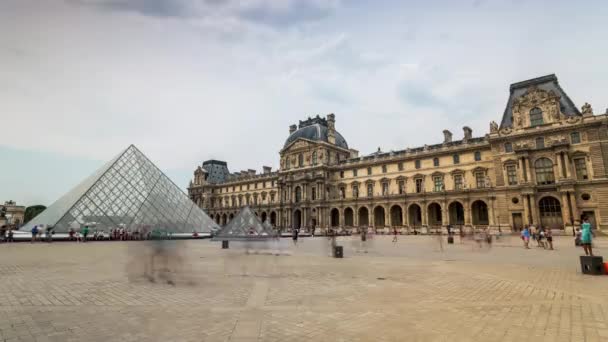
[71,0,341,28]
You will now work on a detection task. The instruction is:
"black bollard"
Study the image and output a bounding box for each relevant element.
[222,240,229,249]
[333,245,343,258]
[580,256,604,275]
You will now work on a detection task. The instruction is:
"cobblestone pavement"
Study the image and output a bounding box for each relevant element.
[0,236,606,342]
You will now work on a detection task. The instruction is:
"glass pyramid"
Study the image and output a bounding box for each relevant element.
[212,206,275,241]
[21,145,219,233]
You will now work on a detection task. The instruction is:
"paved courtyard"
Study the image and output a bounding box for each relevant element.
[0,236,607,342]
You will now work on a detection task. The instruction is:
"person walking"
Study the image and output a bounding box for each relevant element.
[292,227,299,245]
[0,225,6,243]
[581,217,594,256]
[521,226,530,249]
[574,228,582,246]
[392,227,398,243]
[7,228,14,243]
[82,225,89,243]
[545,227,553,250]
[31,225,39,243]
[45,226,53,243]
[538,228,545,249]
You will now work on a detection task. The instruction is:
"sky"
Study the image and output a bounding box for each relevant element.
[1,0,607,207]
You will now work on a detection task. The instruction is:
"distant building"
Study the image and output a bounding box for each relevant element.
[188,74,607,232]
[1,200,25,227]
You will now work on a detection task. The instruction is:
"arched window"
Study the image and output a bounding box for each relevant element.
[285,157,290,169]
[312,151,318,165]
[530,107,543,126]
[535,158,555,185]
[504,142,513,153]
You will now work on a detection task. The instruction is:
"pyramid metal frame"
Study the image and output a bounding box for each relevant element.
[21,145,219,234]
[212,206,275,241]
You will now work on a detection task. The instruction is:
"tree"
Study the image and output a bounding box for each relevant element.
[24,205,46,224]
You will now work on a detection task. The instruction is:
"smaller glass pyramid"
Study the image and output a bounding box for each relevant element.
[212,206,275,241]
[21,145,219,234]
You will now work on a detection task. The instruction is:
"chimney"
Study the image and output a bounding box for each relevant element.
[263,166,272,174]
[443,130,453,143]
[289,124,297,134]
[327,113,336,144]
[463,126,472,142]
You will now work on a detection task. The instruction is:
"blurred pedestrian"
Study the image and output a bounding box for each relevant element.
[545,227,553,250]
[521,226,530,249]
[581,217,594,256]
[31,225,39,243]
[392,227,398,243]
[82,225,89,242]
[7,228,13,243]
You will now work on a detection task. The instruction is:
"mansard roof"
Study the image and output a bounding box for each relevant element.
[500,74,581,129]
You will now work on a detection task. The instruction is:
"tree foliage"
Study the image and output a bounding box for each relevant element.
[24,205,46,224]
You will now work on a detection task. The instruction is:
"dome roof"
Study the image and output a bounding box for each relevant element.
[284,123,348,149]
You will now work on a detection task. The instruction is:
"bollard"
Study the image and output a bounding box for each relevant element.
[333,245,343,258]
[580,256,604,275]
[222,240,229,249]
[447,236,454,244]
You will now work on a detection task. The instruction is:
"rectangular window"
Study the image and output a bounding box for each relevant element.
[536,137,545,149]
[398,162,404,171]
[571,132,581,144]
[382,165,387,173]
[382,183,389,196]
[415,178,423,193]
[504,143,513,153]
[476,172,486,188]
[453,154,460,164]
[340,171,344,178]
[574,158,588,180]
[240,185,243,191]
[433,176,443,192]
[270,193,275,203]
[367,184,373,197]
[312,187,316,200]
[247,184,250,190]
[433,158,439,167]
[415,160,421,169]
[453,174,463,190]
[398,180,405,194]
[340,187,345,199]
[474,151,481,161]
[530,108,544,126]
[506,164,518,185]
[353,169,358,177]
[353,185,359,198]
[255,183,258,189]
[367,167,372,175]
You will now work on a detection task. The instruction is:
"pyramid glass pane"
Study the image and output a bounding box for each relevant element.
[212,206,274,241]
[21,145,220,234]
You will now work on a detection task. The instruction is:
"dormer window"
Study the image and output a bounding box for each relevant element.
[530,107,543,127]
[298,153,304,167]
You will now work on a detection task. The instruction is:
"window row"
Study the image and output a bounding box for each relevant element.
[339,151,483,178]
[218,180,277,194]
[503,132,581,153]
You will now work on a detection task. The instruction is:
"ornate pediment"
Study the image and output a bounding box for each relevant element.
[512,86,562,129]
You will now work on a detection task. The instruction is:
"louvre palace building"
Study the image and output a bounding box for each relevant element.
[188,74,607,233]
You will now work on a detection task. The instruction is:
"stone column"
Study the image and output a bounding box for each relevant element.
[403,204,408,227]
[525,158,533,183]
[560,192,571,229]
[564,154,572,179]
[340,208,345,228]
[441,201,448,227]
[488,197,495,226]
[553,157,561,181]
[519,157,527,182]
[556,153,564,179]
[522,195,530,225]
[529,194,539,226]
[464,202,472,225]
[569,192,580,226]
[422,203,428,226]
[354,206,359,227]
[385,206,390,228]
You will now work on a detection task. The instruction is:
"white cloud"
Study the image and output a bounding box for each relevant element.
[1,0,607,204]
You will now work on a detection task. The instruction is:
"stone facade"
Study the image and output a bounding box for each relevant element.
[0,200,25,227]
[188,74,608,233]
